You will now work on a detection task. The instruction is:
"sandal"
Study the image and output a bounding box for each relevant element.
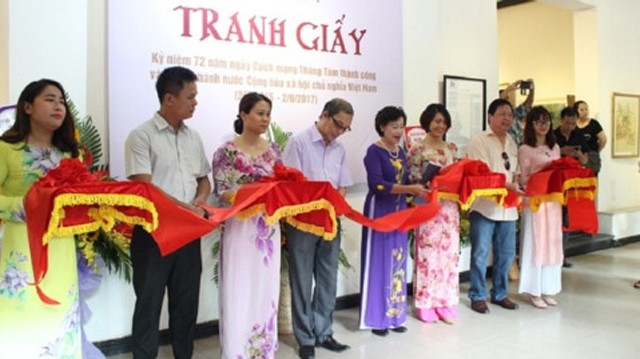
[542,296,558,306]
[633,280,640,289]
[529,296,548,309]
[440,317,456,325]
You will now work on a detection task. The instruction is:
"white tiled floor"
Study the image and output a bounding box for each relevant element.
[108,242,640,359]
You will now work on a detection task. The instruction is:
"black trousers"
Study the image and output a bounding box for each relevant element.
[130,226,202,359]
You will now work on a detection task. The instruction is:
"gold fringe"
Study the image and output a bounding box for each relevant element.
[438,188,509,210]
[233,199,338,240]
[460,188,508,210]
[437,192,460,203]
[563,177,597,191]
[235,204,267,220]
[272,200,338,240]
[528,192,565,212]
[42,193,158,244]
[564,188,595,202]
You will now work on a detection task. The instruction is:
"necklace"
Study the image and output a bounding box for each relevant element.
[379,140,399,159]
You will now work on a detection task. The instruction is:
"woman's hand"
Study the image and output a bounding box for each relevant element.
[505,181,524,194]
[405,183,430,197]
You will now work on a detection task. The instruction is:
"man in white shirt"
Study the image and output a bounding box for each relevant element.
[466,98,521,314]
[125,66,211,358]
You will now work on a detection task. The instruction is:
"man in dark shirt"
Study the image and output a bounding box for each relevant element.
[553,107,588,268]
[554,107,588,166]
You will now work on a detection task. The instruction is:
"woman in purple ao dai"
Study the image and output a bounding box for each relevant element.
[359,106,429,337]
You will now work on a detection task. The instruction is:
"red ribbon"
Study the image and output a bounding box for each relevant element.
[430,159,517,208]
[524,156,598,233]
[25,160,441,304]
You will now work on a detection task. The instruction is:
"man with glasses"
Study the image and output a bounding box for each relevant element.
[282,98,354,359]
[466,98,521,314]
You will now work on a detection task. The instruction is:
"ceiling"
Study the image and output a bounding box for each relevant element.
[497,0,534,9]
[498,0,593,11]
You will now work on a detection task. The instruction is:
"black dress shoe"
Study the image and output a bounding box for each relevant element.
[317,336,350,352]
[298,345,315,359]
[490,297,519,310]
[371,329,389,336]
[390,326,408,333]
[471,300,490,314]
[563,260,573,268]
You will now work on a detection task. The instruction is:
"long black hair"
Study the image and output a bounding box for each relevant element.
[1,79,79,157]
[522,106,556,149]
[234,92,272,134]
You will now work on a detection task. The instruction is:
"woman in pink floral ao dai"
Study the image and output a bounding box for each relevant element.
[408,104,460,324]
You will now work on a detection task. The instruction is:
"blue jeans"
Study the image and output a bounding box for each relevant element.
[468,211,516,302]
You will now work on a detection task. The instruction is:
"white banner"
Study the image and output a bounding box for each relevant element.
[108,0,402,183]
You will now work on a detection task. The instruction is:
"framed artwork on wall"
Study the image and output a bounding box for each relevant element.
[443,75,486,156]
[0,105,16,135]
[403,125,426,149]
[611,92,640,158]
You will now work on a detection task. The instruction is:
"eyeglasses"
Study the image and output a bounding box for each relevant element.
[501,151,511,171]
[331,116,351,132]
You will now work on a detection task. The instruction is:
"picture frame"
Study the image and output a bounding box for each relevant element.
[403,125,426,149]
[611,92,640,158]
[443,75,486,155]
[0,104,16,135]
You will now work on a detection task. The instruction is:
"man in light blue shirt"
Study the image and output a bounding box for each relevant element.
[282,98,354,359]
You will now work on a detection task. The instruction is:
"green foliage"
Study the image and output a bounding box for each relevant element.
[65,94,107,171]
[459,211,471,248]
[91,229,132,282]
[211,238,220,285]
[267,122,292,150]
[337,245,353,273]
[66,94,131,280]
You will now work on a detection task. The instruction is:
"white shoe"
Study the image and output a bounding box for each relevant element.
[530,296,548,309]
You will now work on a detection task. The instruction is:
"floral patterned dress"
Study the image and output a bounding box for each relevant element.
[212,141,282,359]
[408,141,460,323]
[359,145,410,330]
[0,141,81,358]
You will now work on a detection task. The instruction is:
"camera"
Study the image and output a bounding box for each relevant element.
[520,80,531,95]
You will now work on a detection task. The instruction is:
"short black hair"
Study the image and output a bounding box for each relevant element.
[419,103,451,132]
[488,98,513,115]
[374,106,406,136]
[560,107,577,118]
[155,66,198,104]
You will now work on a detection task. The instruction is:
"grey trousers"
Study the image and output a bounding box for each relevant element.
[285,223,341,347]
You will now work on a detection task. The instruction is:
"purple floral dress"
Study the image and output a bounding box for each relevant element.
[0,141,82,358]
[408,142,460,322]
[359,144,410,330]
[212,141,282,359]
